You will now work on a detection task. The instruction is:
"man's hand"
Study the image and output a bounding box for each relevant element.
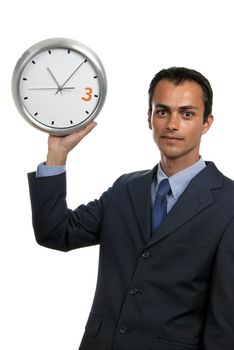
[46,121,97,166]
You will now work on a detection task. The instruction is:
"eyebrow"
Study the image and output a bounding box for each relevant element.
[154,103,199,110]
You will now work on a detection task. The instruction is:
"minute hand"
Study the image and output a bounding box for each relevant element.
[61,60,86,88]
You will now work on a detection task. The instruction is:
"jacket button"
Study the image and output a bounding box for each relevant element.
[130,287,139,296]
[142,250,150,259]
[119,326,128,334]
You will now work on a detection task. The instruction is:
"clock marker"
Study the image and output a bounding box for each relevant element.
[23,78,27,81]
[93,76,97,79]
[70,120,73,124]
[67,50,71,54]
[34,112,38,116]
[24,97,28,100]
[48,50,51,54]
[94,94,98,97]
[86,111,89,114]
[51,121,54,125]
[32,60,36,64]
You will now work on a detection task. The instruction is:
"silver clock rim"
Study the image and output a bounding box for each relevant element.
[11,37,107,135]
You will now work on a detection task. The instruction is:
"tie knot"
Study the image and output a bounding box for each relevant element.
[157,178,171,197]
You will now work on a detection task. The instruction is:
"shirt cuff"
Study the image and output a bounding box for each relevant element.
[36,162,66,177]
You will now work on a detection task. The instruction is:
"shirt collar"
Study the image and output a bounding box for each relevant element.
[157,157,206,199]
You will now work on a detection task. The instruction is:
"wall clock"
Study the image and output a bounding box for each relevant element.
[12,38,107,135]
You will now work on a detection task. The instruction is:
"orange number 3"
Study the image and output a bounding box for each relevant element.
[82,87,93,101]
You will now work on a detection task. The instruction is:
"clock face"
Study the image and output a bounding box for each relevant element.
[12,39,107,134]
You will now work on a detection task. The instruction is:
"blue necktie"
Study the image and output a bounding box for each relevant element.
[151,178,171,234]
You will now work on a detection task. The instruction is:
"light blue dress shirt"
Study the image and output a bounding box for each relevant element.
[151,157,206,212]
[36,158,206,213]
[36,163,66,177]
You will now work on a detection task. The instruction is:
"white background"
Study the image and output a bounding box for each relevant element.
[1,0,234,349]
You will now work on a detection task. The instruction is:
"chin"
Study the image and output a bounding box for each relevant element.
[158,146,182,159]
[163,153,183,160]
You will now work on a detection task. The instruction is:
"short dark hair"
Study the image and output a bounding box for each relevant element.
[148,67,213,122]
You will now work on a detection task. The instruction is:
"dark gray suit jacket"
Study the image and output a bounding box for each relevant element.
[28,162,234,350]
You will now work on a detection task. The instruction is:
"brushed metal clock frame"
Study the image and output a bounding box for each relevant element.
[12,38,107,135]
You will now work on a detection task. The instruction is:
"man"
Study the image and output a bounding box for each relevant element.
[28,67,234,350]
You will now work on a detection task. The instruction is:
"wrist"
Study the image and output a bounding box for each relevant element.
[46,151,67,166]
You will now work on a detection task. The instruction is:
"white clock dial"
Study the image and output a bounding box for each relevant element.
[12,38,107,134]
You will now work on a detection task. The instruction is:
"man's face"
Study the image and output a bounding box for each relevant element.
[148,80,213,164]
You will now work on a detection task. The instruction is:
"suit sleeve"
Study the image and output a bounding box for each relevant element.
[27,171,114,252]
[202,216,234,349]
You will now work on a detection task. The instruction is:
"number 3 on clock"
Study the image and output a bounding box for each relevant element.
[82,87,93,101]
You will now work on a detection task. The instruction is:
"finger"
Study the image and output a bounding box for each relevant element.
[67,121,97,144]
[81,121,97,131]
[77,121,97,138]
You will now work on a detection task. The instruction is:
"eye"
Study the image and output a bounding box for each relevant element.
[182,111,194,119]
[156,109,168,117]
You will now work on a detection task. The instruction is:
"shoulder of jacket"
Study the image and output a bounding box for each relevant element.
[112,169,153,188]
[221,177,234,207]
[223,175,234,187]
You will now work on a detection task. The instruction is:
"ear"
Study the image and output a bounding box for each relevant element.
[148,110,152,130]
[202,114,214,135]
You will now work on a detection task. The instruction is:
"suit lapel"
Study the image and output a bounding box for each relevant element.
[146,162,224,247]
[127,167,156,243]
[127,162,223,247]
[146,180,213,246]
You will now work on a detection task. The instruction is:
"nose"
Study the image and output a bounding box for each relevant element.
[167,113,180,131]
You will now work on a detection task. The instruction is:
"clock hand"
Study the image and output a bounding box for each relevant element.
[60,59,86,89]
[29,87,75,90]
[46,67,61,89]
[46,67,65,95]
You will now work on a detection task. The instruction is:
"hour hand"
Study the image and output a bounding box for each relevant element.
[46,67,61,91]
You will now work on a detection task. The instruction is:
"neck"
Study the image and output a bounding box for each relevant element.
[160,154,200,177]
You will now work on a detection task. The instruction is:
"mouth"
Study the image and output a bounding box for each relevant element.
[161,135,183,142]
